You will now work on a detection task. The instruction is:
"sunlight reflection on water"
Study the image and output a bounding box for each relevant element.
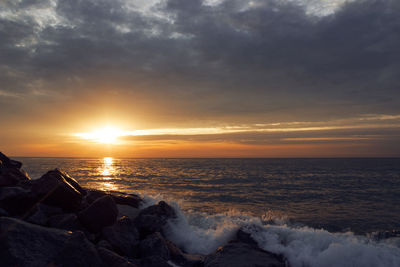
[96,157,117,190]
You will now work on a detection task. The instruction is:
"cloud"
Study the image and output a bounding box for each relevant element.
[0,0,399,123]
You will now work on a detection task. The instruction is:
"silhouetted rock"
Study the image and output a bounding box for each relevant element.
[86,189,141,208]
[102,216,139,256]
[48,213,85,232]
[97,247,138,267]
[135,201,176,237]
[26,203,63,226]
[139,256,171,267]
[32,169,83,211]
[57,168,87,195]
[0,186,37,216]
[117,204,140,220]
[79,195,118,233]
[0,152,22,169]
[236,228,258,246]
[0,153,30,187]
[204,241,286,267]
[165,238,204,267]
[0,217,103,267]
[140,232,171,259]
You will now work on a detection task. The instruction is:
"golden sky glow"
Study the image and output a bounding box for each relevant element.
[1,0,399,158]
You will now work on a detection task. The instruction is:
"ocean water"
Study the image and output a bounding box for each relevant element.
[16,157,400,267]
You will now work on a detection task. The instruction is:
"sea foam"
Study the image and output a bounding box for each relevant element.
[137,195,400,267]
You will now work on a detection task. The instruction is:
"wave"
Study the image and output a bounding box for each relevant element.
[138,194,400,267]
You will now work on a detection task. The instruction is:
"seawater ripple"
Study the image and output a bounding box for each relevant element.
[18,157,400,235]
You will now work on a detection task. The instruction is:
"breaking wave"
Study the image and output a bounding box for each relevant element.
[139,196,400,267]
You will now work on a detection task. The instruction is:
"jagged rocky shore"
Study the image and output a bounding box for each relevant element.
[0,152,288,267]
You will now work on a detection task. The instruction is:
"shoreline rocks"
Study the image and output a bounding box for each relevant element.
[0,152,288,267]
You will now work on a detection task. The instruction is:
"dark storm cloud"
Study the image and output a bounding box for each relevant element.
[0,0,399,120]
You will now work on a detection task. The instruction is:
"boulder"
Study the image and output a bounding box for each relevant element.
[26,203,63,226]
[0,152,22,169]
[0,217,104,267]
[32,169,83,211]
[102,216,139,256]
[57,168,86,195]
[117,204,140,220]
[48,213,85,232]
[139,256,171,267]
[236,228,258,246]
[79,195,118,233]
[86,189,141,208]
[204,241,287,267]
[0,153,30,187]
[139,232,170,260]
[97,247,139,267]
[135,201,176,237]
[0,186,37,216]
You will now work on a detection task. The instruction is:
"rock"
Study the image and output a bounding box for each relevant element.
[165,239,204,267]
[32,169,83,211]
[139,256,171,267]
[97,247,138,267]
[79,195,118,233]
[204,241,286,267]
[0,208,8,216]
[98,239,114,251]
[236,228,258,246]
[26,203,63,226]
[57,169,87,195]
[135,201,176,237]
[48,213,85,232]
[117,204,140,220]
[0,153,30,187]
[86,189,141,208]
[0,152,22,169]
[139,232,170,260]
[0,217,104,267]
[0,186,37,216]
[102,216,139,256]
[109,191,142,208]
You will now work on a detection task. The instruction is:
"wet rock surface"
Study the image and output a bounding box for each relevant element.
[0,152,289,267]
[204,241,287,267]
[79,195,118,233]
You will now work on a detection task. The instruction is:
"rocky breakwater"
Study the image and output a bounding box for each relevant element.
[0,152,289,267]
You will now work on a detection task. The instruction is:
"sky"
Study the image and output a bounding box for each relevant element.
[0,0,399,157]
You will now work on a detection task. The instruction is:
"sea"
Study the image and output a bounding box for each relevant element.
[16,157,400,267]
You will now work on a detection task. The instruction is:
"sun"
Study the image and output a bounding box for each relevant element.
[75,126,126,144]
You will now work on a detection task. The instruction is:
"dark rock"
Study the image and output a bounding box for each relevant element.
[98,239,114,251]
[140,256,171,267]
[204,241,287,267]
[0,154,30,187]
[165,238,204,267]
[0,152,22,169]
[0,208,8,216]
[135,201,176,237]
[139,232,170,260]
[26,203,63,226]
[102,216,139,256]
[32,169,83,211]
[236,228,258,246]
[86,189,141,208]
[58,169,87,196]
[0,217,104,267]
[0,186,37,216]
[85,189,108,204]
[48,213,84,232]
[109,191,142,208]
[97,247,138,267]
[79,195,118,233]
[117,204,140,220]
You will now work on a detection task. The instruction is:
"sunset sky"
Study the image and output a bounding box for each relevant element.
[1,0,399,157]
